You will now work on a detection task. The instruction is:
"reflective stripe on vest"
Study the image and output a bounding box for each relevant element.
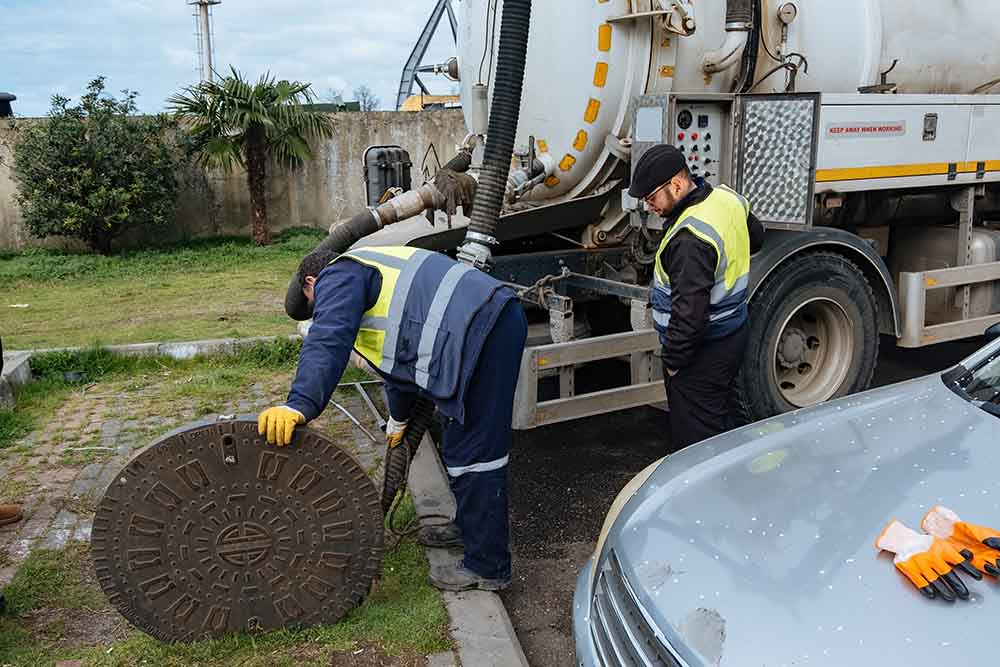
[334,246,501,396]
[337,246,426,371]
[652,185,751,339]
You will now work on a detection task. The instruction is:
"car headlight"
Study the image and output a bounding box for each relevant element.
[589,456,665,588]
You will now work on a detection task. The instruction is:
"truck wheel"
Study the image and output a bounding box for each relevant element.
[737,251,879,422]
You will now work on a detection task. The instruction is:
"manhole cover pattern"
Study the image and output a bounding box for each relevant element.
[90,417,383,642]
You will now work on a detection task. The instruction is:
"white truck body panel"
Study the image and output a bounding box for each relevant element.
[816,95,1000,192]
[458,0,1000,200]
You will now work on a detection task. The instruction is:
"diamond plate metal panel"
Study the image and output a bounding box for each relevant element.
[736,94,820,227]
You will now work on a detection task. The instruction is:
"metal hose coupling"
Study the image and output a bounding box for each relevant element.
[457,232,500,270]
[370,183,446,227]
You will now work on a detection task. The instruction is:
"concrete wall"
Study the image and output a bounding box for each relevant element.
[0,110,468,250]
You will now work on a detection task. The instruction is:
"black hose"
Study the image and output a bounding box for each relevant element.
[283,208,381,321]
[726,0,753,25]
[382,395,436,515]
[735,0,761,93]
[464,0,532,244]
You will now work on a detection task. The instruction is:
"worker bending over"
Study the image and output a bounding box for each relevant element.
[259,246,527,592]
[629,145,764,448]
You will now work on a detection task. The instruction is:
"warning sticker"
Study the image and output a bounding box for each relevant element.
[826,121,907,138]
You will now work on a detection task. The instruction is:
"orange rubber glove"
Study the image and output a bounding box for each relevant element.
[257,406,305,447]
[922,505,1000,577]
[875,519,975,601]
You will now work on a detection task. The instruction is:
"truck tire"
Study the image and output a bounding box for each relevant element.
[737,251,879,422]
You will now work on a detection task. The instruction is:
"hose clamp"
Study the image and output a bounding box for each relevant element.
[724,21,753,31]
[464,231,499,247]
[367,206,385,229]
[457,240,495,270]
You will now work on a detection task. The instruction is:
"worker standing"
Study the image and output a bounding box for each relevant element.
[629,145,764,448]
[259,246,527,592]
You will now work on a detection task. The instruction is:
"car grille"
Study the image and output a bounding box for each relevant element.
[590,550,683,667]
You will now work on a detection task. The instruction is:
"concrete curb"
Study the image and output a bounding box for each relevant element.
[408,437,530,667]
[7,334,303,362]
[1,351,32,407]
[1,335,303,401]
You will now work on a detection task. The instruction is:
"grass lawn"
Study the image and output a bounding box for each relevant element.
[0,345,451,665]
[0,536,448,667]
[0,229,327,350]
[0,341,316,454]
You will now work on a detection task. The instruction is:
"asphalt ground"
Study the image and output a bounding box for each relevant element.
[500,335,988,667]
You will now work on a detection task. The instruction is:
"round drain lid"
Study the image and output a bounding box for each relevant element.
[91,417,383,642]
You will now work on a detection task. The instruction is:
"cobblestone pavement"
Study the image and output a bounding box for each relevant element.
[0,370,388,587]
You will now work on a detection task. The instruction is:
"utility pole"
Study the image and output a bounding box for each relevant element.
[188,0,221,82]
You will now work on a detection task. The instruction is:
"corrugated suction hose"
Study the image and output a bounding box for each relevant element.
[381,395,437,516]
[726,0,753,24]
[459,0,532,266]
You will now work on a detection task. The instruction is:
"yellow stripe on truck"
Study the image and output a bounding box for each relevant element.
[816,161,1000,183]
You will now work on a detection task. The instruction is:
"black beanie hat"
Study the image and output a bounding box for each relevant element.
[628,144,687,199]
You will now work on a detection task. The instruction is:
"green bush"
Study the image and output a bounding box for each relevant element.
[12,77,179,254]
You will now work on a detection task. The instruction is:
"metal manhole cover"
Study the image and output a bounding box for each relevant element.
[90,416,383,642]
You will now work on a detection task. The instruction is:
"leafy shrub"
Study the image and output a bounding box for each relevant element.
[12,77,178,254]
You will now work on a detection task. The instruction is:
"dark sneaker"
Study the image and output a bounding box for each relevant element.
[430,562,511,592]
[418,523,463,549]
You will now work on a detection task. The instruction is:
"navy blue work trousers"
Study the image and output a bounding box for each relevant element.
[441,300,527,580]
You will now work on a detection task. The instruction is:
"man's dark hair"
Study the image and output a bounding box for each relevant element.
[297,249,340,284]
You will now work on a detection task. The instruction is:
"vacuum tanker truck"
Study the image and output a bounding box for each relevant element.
[83,0,1000,643]
[371,0,1000,427]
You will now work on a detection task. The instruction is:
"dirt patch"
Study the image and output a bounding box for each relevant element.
[502,543,593,667]
[329,646,427,667]
[24,606,129,647]
[504,406,669,665]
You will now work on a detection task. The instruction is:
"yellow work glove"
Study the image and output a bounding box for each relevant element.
[875,519,976,601]
[386,417,408,449]
[257,406,305,447]
[922,505,1000,577]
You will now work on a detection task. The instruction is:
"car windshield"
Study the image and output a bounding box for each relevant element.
[956,346,1000,410]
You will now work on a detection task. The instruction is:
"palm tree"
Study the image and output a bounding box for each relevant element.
[169,68,334,245]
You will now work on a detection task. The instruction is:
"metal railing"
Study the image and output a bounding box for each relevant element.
[512,329,665,429]
[898,260,1000,347]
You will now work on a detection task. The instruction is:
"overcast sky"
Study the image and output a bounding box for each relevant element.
[4,0,457,117]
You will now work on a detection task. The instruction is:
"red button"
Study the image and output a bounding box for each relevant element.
[678,133,685,141]
[691,133,699,141]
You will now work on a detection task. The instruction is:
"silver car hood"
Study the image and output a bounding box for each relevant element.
[605,375,1000,666]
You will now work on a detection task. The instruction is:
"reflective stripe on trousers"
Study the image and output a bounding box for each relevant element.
[447,455,510,478]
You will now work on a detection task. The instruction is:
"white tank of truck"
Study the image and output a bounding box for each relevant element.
[457,0,1000,200]
[375,0,1000,426]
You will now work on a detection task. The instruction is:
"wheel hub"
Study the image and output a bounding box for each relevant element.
[777,328,808,368]
[772,297,856,408]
